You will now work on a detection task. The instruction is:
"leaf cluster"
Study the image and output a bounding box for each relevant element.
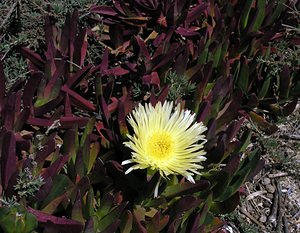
[0,0,300,232]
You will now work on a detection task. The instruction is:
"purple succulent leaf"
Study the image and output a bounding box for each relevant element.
[147,211,169,233]
[34,177,53,201]
[66,64,92,88]
[142,72,160,86]
[105,66,130,76]
[99,95,111,126]
[44,60,66,98]
[0,61,5,114]
[222,153,242,177]
[186,212,201,233]
[73,28,88,67]
[45,40,57,61]
[75,176,90,197]
[173,196,201,213]
[45,16,54,48]
[157,86,170,103]
[36,146,50,165]
[123,62,137,72]
[64,94,72,116]
[14,90,22,121]
[3,92,16,130]
[168,196,202,231]
[175,26,200,37]
[176,0,192,22]
[60,116,90,129]
[216,91,242,129]
[15,133,31,151]
[133,212,147,233]
[173,49,188,76]
[103,78,115,102]
[70,11,79,63]
[90,5,118,16]
[113,0,130,15]
[101,48,110,72]
[209,134,226,164]
[60,11,77,56]
[117,0,139,16]
[129,0,157,11]
[23,72,43,108]
[62,129,78,163]
[21,47,45,70]
[196,100,212,123]
[61,85,96,112]
[184,63,203,81]
[27,207,84,233]
[35,132,56,164]
[186,1,208,23]
[41,154,69,180]
[133,36,151,61]
[225,118,245,143]
[282,99,298,116]
[50,105,64,121]
[14,107,30,132]
[34,96,64,116]
[6,79,24,96]
[1,131,17,190]
[149,88,157,106]
[151,43,184,70]
[4,170,19,197]
[100,128,115,143]
[109,24,124,49]
[212,76,233,102]
[153,32,166,47]
[118,95,134,137]
[84,218,95,233]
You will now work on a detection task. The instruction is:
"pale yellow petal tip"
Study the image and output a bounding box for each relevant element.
[122,101,207,183]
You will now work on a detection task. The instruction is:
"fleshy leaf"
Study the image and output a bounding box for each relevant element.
[27,207,84,233]
[1,131,17,190]
[163,180,210,199]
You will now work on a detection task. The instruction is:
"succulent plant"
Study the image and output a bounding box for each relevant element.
[0,1,299,232]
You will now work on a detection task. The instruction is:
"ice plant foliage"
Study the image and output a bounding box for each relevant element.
[122,101,207,183]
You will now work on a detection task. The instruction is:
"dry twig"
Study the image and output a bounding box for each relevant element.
[239,207,266,230]
[268,182,279,227]
[283,216,290,233]
[276,180,283,232]
[268,172,289,179]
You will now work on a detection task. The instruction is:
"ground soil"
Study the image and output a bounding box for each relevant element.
[227,105,300,233]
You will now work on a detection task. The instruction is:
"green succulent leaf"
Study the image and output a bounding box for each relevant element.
[163,180,210,199]
[41,174,74,210]
[96,203,127,232]
[251,0,267,32]
[0,205,38,233]
[119,210,133,233]
[240,0,254,29]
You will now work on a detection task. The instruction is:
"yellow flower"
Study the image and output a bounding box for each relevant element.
[122,101,207,183]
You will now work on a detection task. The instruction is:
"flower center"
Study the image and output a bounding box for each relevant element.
[148,131,173,161]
